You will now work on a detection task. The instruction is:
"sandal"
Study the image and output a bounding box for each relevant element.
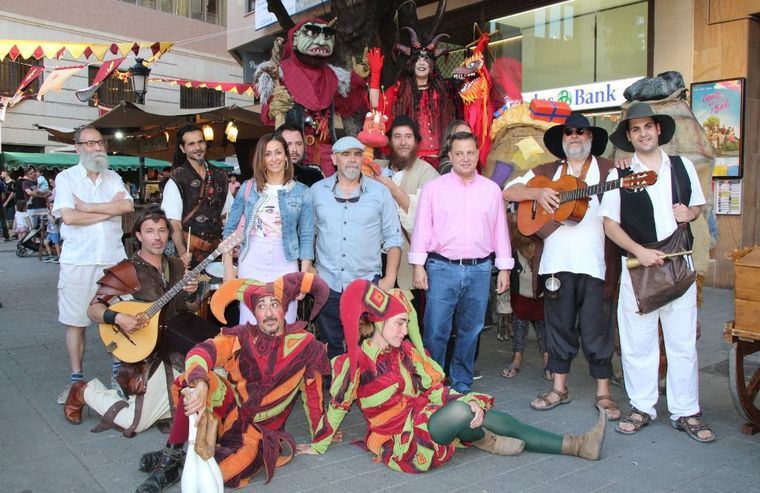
[595,395,621,421]
[530,388,571,411]
[615,407,651,435]
[500,366,521,379]
[671,413,715,443]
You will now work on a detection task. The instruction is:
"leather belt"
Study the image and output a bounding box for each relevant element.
[427,252,493,266]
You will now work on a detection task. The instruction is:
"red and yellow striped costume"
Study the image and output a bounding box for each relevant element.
[310,339,492,473]
[177,323,329,488]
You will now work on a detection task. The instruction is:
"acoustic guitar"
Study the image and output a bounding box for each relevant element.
[517,170,657,239]
[99,231,243,363]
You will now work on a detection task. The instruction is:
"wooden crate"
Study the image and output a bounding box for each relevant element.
[734,248,760,335]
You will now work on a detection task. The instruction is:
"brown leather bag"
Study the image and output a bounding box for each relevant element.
[628,224,695,314]
[194,410,219,460]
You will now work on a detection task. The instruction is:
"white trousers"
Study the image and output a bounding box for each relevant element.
[618,264,700,420]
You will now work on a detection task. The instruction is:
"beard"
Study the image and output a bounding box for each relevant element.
[80,151,109,173]
[562,140,593,161]
[340,166,361,181]
[389,142,418,171]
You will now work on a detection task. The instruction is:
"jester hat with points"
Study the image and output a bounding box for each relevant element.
[210,272,328,327]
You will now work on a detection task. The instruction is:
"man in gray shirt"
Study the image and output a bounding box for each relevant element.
[311,136,402,358]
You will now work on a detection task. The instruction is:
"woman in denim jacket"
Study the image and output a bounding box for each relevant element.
[222,133,314,324]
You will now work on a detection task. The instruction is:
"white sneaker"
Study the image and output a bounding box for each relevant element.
[57,382,72,405]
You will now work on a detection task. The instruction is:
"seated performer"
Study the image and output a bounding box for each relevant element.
[297,280,607,473]
[68,206,219,433]
[135,272,330,493]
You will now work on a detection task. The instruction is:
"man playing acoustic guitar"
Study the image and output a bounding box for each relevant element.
[502,112,621,421]
[62,207,220,429]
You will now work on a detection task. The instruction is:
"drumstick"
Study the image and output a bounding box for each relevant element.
[186,227,192,255]
[626,250,693,269]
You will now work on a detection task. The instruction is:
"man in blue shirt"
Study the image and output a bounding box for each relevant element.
[312,136,402,358]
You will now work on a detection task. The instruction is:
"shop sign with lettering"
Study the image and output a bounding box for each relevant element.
[522,77,644,110]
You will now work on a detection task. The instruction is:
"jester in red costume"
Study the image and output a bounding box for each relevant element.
[134,272,330,492]
[368,27,455,169]
[453,32,494,166]
[258,18,366,177]
[297,280,608,473]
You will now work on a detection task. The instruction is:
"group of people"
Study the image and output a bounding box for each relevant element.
[49,93,711,493]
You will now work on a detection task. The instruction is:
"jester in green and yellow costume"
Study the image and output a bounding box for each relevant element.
[297,279,608,473]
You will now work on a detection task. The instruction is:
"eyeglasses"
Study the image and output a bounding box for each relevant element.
[76,139,107,148]
[303,24,336,38]
[332,181,361,203]
[563,128,587,136]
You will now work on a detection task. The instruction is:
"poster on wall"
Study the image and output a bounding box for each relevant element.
[713,179,742,215]
[690,78,744,178]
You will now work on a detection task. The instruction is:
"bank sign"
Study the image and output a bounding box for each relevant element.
[522,77,644,110]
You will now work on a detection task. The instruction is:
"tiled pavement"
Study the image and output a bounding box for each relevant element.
[1,241,758,493]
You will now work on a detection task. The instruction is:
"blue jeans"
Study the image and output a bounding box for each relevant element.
[422,257,492,393]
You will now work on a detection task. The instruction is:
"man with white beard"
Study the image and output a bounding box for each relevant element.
[52,126,134,425]
[503,113,621,421]
[310,136,402,359]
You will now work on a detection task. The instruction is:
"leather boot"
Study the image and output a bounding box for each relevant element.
[562,405,607,460]
[138,446,184,473]
[472,428,525,456]
[63,381,87,425]
[135,448,183,492]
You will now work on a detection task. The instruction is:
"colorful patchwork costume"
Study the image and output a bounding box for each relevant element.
[142,272,331,490]
[307,280,608,473]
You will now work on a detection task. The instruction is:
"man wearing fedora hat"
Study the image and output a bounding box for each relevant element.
[503,112,621,420]
[598,102,713,442]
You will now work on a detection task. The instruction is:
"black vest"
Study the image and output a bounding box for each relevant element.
[618,155,692,256]
[129,255,188,322]
[170,161,228,240]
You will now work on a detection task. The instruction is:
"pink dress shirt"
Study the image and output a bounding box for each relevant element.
[409,172,513,270]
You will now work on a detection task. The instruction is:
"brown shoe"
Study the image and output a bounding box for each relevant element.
[64,381,86,424]
[562,405,607,460]
[472,428,525,456]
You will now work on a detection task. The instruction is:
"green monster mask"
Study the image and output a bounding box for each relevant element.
[294,22,335,57]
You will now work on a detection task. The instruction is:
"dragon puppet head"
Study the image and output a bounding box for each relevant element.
[452,33,491,104]
[292,18,337,59]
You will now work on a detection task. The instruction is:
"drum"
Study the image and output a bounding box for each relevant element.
[204,261,225,291]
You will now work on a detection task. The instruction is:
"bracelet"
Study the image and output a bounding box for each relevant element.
[103,309,118,325]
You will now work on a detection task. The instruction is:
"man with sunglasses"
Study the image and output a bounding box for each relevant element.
[311,136,402,359]
[503,113,621,420]
[52,125,134,423]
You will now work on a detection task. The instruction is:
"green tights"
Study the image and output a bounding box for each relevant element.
[428,400,564,454]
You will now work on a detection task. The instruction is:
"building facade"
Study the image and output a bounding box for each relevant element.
[0,0,249,153]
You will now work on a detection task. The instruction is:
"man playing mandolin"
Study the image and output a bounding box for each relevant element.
[62,207,220,429]
[503,113,621,421]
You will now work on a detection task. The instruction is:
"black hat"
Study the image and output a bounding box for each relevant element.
[542,112,608,160]
[609,102,676,153]
[387,115,422,143]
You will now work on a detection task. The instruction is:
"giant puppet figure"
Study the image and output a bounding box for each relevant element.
[368,27,455,168]
[257,18,366,177]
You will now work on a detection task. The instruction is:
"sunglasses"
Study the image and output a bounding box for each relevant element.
[563,128,588,136]
[332,181,361,203]
[303,24,336,38]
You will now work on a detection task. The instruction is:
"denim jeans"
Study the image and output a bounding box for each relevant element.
[422,257,492,393]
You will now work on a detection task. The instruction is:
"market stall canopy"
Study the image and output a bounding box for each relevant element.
[35,101,268,161]
[2,151,232,171]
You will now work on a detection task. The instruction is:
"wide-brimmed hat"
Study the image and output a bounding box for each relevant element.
[609,102,676,153]
[542,112,608,160]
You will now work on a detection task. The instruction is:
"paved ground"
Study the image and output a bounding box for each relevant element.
[1,241,758,493]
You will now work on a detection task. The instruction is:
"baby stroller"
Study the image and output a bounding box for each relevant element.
[16,223,42,257]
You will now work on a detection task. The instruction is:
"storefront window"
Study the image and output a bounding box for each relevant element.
[489,0,648,102]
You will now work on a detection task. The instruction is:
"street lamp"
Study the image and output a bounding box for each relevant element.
[128,58,151,104]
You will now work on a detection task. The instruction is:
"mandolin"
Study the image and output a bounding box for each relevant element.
[517,170,657,239]
[99,231,242,363]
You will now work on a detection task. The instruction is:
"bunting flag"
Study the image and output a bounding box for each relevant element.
[0,40,173,62]
[75,58,125,102]
[149,77,257,97]
[36,64,87,100]
[7,65,44,107]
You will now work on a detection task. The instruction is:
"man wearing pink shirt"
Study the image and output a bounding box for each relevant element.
[410,132,513,393]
